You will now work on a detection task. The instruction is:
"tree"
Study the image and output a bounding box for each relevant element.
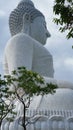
[5,67,57,130]
[0,75,15,127]
[53,0,73,39]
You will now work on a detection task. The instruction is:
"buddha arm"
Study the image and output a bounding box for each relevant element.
[4,34,34,74]
[44,76,73,89]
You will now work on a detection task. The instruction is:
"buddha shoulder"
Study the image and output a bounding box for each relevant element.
[5,33,47,51]
[6,33,35,47]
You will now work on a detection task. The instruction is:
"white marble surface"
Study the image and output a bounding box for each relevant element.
[1,115,73,130]
[4,33,54,77]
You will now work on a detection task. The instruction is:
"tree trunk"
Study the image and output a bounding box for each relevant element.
[0,121,2,130]
[22,103,26,130]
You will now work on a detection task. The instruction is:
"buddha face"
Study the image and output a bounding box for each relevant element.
[29,16,51,45]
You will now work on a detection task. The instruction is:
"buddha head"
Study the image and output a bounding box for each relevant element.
[9,0,51,45]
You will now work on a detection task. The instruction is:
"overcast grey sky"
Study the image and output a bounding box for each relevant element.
[0,0,73,83]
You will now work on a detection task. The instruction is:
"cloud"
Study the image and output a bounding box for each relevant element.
[0,0,19,12]
[0,10,6,17]
[64,58,73,68]
[0,54,3,74]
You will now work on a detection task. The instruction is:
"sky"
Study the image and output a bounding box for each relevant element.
[0,0,73,83]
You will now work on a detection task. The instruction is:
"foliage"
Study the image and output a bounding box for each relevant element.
[53,0,73,39]
[5,67,57,99]
[0,75,16,126]
[4,67,57,130]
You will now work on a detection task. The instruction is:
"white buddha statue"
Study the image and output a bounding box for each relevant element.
[3,0,73,130]
[4,0,54,77]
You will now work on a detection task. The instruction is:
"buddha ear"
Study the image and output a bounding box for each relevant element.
[22,13,31,34]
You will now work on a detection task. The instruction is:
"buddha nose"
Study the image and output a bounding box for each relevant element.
[46,30,51,38]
